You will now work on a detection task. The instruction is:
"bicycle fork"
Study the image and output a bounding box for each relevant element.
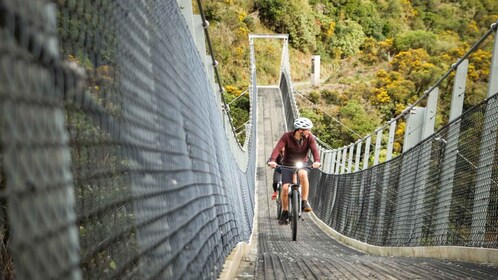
[289,184,304,220]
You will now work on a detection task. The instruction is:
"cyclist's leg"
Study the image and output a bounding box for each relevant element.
[272,182,278,192]
[298,169,309,200]
[281,183,289,210]
[278,183,290,225]
[272,170,279,192]
[271,169,280,200]
[298,169,312,212]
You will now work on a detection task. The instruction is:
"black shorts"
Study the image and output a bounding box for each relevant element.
[281,168,295,185]
[281,168,309,184]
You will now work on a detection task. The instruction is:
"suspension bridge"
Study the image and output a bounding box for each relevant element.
[0,1,497,279]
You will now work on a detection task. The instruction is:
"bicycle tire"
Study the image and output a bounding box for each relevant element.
[276,183,282,219]
[291,187,299,241]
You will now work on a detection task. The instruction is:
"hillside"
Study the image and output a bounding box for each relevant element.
[202,0,498,150]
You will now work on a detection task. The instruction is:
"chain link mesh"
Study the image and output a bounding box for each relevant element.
[304,95,498,248]
[0,1,255,279]
[277,18,498,251]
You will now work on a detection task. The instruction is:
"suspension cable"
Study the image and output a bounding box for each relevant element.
[195,0,243,145]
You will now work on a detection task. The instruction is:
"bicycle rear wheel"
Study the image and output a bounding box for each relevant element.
[276,183,282,219]
[291,188,299,241]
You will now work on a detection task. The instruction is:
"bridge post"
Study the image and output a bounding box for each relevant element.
[410,140,434,245]
[373,128,383,166]
[394,102,429,245]
[359,136,371,233]
[414,88,438,245]
[402,107,425,152]
[422,88,439,138]
[329,176,340,226]
[340,146,348,174]
[332,150,338,174]
[319,147,326,170]
[329,150,337,174]
[311,55,320,86]
[386,120,396,161]
[354,141,362,172]
[377,161,392,245]
[365,127,386,241]
[357,139,371,242]
[334,148,342,174]
[377,120,397,244]
[321,148,331,173]
[363,136,372,170]
[471,26,498,245]
[347,144,355,173]
[364,163,379,242]
[434,59,468,244]
[449,60,468,121]
[392,147,419,245]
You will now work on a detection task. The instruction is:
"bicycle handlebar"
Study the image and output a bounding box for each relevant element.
[276,164,312,170]
[268,161,320,170]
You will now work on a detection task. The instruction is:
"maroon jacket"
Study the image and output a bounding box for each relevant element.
[269,131,320,166]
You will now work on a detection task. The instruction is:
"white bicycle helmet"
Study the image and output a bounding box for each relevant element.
[293,117,313,129]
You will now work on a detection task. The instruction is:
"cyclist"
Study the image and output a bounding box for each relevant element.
[267,117,321,225]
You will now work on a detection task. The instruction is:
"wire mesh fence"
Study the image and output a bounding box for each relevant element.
[308,93,497,248]
[280,60,498,249]
[0,1,256,279]
[277,15,498,250]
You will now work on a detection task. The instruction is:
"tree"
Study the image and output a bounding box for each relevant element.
[329,19,366,58]
[343,0,385,39]
[340,99,381,139]
[255,0,319,52]
[394,30,438,54]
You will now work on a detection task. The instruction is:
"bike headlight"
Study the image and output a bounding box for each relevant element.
[295,161,304,169]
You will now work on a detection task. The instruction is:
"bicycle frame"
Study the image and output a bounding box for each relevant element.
[278,162,309,241]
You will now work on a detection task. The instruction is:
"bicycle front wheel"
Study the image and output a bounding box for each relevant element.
[291,189,299,241]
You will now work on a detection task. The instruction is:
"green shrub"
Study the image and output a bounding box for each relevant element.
[394,30,438,54]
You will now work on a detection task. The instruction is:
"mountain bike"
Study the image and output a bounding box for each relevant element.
[277,162,309,241]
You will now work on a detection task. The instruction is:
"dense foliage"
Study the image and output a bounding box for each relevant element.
[204,0,497,150]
